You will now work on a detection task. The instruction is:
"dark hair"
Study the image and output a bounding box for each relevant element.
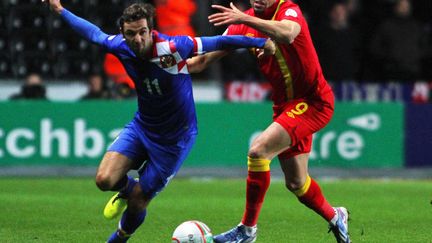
[119,3,155,30]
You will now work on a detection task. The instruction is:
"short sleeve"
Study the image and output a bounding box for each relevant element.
[274,4,303,24]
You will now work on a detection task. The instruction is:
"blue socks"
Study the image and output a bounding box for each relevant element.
[107,177,143,242]
[107,209,147,242]
[107,231,129,243]
[120,209,147,235]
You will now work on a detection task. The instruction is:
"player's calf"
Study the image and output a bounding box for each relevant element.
[106,209,146,242]
[294,176,337,222]
[106,191,148,242]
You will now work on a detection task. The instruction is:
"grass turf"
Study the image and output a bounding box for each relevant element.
[0,177,431,242]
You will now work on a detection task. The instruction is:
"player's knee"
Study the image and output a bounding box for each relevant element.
[95,172,113,191]
[248,144,266,159]
[285,178,303,192]
[248,137,274,159]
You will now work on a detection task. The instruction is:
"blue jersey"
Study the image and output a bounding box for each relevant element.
[61,9,267,142]
[102,31,200,142]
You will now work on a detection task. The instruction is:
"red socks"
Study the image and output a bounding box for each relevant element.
[241,157,271,227]
[296,176,335,221]
[240,157,335,226]
[242,171,271,226]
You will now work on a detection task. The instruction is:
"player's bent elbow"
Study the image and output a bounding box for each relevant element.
[289,32,299,44]
[284,30,299,44]
[272,32,295,45]
[186,57,206,74]
[280,21,301,43]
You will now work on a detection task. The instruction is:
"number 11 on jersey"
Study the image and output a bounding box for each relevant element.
[143,78,162,95]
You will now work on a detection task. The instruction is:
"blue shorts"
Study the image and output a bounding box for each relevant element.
[108,119,196,199]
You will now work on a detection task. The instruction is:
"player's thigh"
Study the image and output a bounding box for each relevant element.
[279,153,309,190]
[274,98,333,154]
[96,122,148,185]
[96,151,135,184]
[250,122,292,159]
[107,122,149,165]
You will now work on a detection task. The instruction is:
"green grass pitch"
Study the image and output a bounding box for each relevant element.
[0,177,431,242]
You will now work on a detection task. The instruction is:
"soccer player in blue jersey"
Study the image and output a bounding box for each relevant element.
[43,0,275,242]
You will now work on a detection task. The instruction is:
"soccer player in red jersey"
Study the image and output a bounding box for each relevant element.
[188,0,351,242]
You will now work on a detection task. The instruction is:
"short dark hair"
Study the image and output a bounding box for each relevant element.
[119,3,155,30]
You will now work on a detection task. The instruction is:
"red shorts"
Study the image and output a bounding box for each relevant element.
[274,86,334,159]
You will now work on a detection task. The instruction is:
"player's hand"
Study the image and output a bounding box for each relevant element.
[41,0,63,15]
[209,2,249,26]
[258,39,276,59]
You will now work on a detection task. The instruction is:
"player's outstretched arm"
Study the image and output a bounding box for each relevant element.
[42,0,110,46]
[187,51,227,74]
[209,3,300,44]
[197,36,275,55]
[187,37,274,74]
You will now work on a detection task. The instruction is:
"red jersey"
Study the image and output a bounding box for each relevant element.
[227,0,329,106]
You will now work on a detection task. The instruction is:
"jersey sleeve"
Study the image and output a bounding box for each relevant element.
[274,3,303,24]
[60,8,120,52]
[188,35,267,56]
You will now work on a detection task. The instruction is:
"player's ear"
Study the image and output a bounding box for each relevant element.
[119,24,125,35]
[117,18,124,35]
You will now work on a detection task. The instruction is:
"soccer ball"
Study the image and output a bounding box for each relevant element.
[171,220,213,243]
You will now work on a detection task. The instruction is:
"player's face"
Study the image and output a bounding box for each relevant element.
[250,0,277,14]
[122,19,153,58]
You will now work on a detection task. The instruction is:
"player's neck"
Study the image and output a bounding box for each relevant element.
[135,41,154,60]
[255,0,280,19]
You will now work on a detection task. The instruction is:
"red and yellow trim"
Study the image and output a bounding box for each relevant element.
[271,0,294,100]
[248,157,271,172]
[294,175,311,197]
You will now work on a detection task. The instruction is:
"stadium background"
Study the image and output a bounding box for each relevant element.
[1,0,431,175]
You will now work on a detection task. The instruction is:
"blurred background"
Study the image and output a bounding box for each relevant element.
[1,0,432,177]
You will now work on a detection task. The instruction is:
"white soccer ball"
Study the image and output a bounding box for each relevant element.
[171,220,213,243]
